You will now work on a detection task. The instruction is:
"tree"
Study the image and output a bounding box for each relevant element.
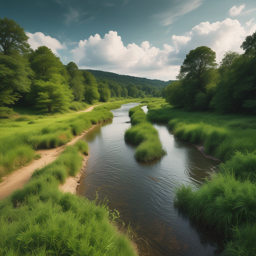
[29,46,65,81]
[241,30,256,57]
[165,81,184,107]
[0,52,33,106]
[66,62,85,101]
[0,18,33,106]
[34,74,72,113]
[0,17,30,55]
[179,46,217,94]
[219,51,240,76]
[83,71,98,87]
[85,87,100,104]
[98,82,110,102]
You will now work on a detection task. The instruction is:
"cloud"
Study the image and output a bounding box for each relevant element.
[170,18,247,63]
[71,31,177,80]
[27,32,66,55]
[229,5,245,16]
[154,0,203,26]
[246,18,254,26]
[64,8,80,25]
[241,7,256,16]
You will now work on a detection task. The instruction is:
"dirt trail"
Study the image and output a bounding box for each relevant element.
[0,106,97,200]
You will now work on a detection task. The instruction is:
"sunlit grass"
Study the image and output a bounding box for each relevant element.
[0,144,137,256]
[125,105,166,162]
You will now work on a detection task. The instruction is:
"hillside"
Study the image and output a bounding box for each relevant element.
[83,69,172,88]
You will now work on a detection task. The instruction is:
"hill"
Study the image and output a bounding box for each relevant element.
[83,69,172,88]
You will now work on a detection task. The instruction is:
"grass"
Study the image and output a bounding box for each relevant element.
[146,99,256,255]
[0,143,137,256]
[0,99,143,181]
[69,101,88,111]
[125,105,166,162]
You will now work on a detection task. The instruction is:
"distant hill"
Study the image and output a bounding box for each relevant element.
[83,69,172,88]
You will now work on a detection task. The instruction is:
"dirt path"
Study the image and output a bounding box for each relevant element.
[0,106,97,200]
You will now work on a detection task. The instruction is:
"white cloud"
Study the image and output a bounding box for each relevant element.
[171,18,246,63]
[246,18,254,26]
[71,31,177,80]
[241,7,256,16]
[27,32,66,55]
[154,0,203,26]
[229,5,245,16]
[64,8,80,25]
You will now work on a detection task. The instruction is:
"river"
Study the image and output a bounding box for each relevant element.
[78,103,224,256]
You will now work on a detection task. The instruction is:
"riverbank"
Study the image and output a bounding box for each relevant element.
[147,99,256,255]
[0,102,139,255]
[0,106,100,199]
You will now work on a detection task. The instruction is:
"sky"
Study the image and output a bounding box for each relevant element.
[1,0,256,81]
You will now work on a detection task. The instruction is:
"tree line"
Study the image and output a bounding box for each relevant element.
[164,31,256,114]
[0,18,162,114]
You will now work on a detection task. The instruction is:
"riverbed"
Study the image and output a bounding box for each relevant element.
[78,103,224,256]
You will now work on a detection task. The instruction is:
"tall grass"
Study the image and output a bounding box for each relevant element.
[147,103,256,255]
[0,143,137,256]
[125,105,166,162]
[175,173,256,234]
[0,104,117,181]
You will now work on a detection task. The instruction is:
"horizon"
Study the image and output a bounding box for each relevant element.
[1,0,256,81]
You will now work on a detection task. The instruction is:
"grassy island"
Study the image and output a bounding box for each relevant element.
[125,105,166,162]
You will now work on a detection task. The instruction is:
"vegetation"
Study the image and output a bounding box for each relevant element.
[0,143,137,256]
[0,18,164,118]
[0,102,123,181]
[125,105,166,162]
[147,98,256,255]
[164,30,256,114]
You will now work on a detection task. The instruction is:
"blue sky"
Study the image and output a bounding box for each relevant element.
[1,0,256,80]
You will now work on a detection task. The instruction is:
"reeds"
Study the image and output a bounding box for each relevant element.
[175,173,256,234]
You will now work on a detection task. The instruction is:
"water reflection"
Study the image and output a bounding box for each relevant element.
[78,103,224,256]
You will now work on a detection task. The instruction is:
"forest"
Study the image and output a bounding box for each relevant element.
[0,17,163,117]
[163,31,256,114]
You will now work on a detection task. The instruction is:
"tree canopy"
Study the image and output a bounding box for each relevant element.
[0,17,30,55]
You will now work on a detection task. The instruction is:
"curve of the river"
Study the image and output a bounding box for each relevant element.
[78,103,224,256]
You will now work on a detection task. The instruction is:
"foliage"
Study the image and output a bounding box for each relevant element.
[69,101,87,111]
[0,17,30,55]
[85,87,100,104]
[33,75,72,113]
[0,53,33,106]
[66,62,85,101]
[241,31,256,57]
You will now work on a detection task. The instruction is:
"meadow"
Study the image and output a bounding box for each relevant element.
[147,98,256,255]
[124,105,166,162]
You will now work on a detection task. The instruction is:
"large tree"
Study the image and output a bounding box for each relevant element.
[241,30,256,57]
[66,62,85,101]
[179,46,217,93]
[0,18,33,106]
[0,17,30,55]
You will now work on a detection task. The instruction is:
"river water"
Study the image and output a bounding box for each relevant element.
[78,103,224,256]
